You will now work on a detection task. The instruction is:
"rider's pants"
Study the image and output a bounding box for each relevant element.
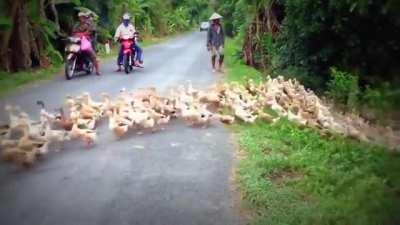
[117,44,143,65]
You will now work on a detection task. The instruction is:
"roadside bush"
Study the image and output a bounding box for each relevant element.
[362,84,392,111]
[167,7,190,34]
[46,46,63,66]
[273,66,323,92]
[262,33,283,74]
[217,0,400,92]
[359,83,400,123]
[326,68,360,110]
[276,0,400,86]
[96,27,112,44]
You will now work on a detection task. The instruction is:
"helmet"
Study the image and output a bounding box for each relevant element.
[78,11,90,18]
[122,13,131,20]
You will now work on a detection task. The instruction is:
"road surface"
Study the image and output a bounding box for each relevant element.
[0,32,245,225]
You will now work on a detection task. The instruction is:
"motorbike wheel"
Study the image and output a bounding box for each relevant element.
[123,54,130,74]
[65,56,76,80]
[86,61,94,75]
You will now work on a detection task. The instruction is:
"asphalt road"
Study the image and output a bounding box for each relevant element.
[0,32,245,225]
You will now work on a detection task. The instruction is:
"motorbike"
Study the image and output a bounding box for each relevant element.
[120,38,135,74]
[64,32,94,80]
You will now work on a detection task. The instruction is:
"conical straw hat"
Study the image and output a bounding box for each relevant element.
[209,12,223,21]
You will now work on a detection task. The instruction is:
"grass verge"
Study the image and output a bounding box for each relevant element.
[0,66,62,98]
[225,38,264,84]
[225,38,400,225]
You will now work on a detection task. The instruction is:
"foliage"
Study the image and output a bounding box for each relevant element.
[326,67,360,110]
[167,7,190,34]
[217,0,400,89]
[46,47,64,66]
[269,0,398,85]
[225,38,263,84]
[362,84,400,111]
[225,40,400,224]
[280,66,325,91]
[0,16,12,31]
[0,66,62,98]
[217,0,257,37]
[96,26,112,43]
[360,83,400,123]
[0,0,212,72]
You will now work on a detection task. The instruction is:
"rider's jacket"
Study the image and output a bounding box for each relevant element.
[114,23,136,41]
[72,21,95,37]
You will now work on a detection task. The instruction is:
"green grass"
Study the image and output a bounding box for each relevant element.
[225,39,400,225]
[0,66,62,98]
[225,38,264,84]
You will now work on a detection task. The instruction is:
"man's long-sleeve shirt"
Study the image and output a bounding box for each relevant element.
[114,23,136,41]
[207,24,225,48]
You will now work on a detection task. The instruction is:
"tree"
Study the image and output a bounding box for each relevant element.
[0,0,212,72]
[216,0,400,89]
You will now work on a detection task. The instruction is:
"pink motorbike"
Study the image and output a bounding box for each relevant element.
[64,32,94,80]
[120,38,135,74]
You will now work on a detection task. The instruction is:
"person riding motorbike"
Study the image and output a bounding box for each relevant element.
[86,12,98,53]
[72,11,100,75]
[114,13,144,72]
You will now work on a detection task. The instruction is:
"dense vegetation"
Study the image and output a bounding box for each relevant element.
[237,119,400,225]
[224,39,400,225]
[216,0,400,120]
[216,0,400,85]
[219,1,400,223]
[2,1,400,224]
[0,0,212,72]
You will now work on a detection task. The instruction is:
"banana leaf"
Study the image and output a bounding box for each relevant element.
[0,16,12,31]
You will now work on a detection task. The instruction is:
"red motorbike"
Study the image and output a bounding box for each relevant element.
[120,38,135,74]
[64,32,94,80]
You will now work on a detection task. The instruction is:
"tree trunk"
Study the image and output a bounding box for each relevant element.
[35,26,51,68]
[1,0,54,71]
[40,0,47,18]
[243,23,255,66]
[266,4,281,37]
[49,0,61,33]
[11,1,32,70]
[0,0,22,71]
[241,2,282,68]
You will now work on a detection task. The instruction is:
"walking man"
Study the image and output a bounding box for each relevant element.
[207,13,225,73]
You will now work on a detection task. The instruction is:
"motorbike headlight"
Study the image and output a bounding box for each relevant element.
[69,37,81,43]
[67,44,80,52]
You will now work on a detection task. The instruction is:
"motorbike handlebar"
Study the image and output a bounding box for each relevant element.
[117,38,135,43]
[73,32,90,39]
[62,36,81,44]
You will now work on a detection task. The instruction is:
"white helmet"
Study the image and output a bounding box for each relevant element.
[122,13,131,20]
[78,11,90,18]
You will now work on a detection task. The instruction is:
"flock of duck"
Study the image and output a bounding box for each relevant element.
[1,76,399,167]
